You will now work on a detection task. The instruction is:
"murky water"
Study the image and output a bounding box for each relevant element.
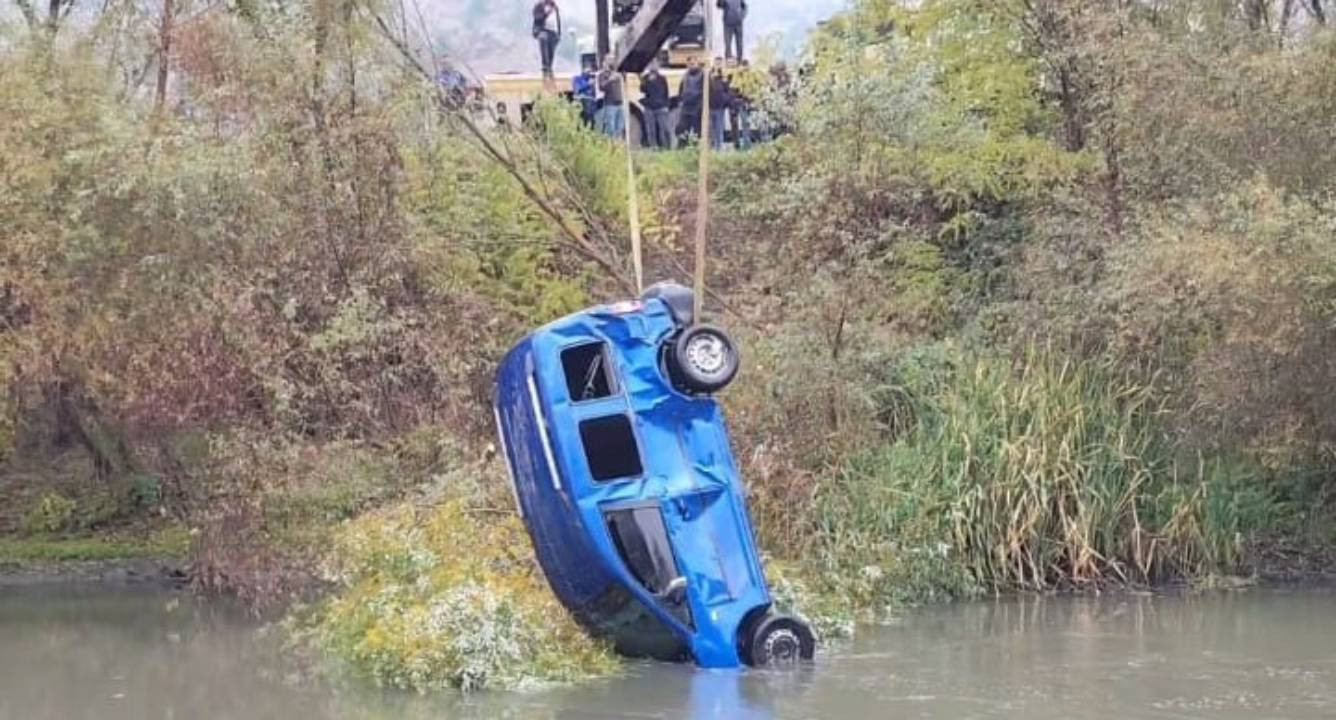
[3,584,1335,719]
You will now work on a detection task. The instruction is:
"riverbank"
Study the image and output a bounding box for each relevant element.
[0,534,190,587]
[0,557,187,588]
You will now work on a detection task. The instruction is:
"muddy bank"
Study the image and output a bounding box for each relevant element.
[0,557,188,588]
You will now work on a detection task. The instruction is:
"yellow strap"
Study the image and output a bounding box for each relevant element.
[620,78,644,294]
[693,8,714,322]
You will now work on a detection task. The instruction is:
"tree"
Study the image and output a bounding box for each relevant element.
[12,0,79,35]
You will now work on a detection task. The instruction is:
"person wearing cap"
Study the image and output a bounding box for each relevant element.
[640,64,672,149]
[597,58,626,138]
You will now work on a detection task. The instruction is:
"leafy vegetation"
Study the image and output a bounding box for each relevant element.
[295,494,618,692]
[807,345,1275,608]
[0,527,189,564]
[719,0,1336,616]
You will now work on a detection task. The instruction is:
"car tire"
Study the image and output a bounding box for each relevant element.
[744,613,815,668]
[670,325,740,394]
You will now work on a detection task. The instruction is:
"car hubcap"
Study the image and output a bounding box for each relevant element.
[685,334,728,377]
[763,628,801,664]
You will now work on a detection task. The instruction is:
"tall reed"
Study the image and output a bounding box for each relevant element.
[808,345,1272,605]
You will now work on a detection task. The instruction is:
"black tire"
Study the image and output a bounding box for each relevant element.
[670,324,740,394]
[744,613,815,668]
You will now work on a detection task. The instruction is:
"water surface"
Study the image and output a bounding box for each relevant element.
[3,584,1334,719]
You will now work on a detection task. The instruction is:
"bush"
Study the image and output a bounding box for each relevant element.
[297,498,617,692]
[188,434,440,604]
[1106,182,1336,468]
[22,493,78,535]
[805,344,1277,606]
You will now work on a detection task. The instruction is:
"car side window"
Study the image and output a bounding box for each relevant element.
[561,342,618,402]
[579,414,643,481]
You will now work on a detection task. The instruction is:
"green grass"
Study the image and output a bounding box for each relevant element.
[798,344,1281,610]
[0,526,190,564]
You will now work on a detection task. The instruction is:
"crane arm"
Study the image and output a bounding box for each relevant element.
[597,0,700,73]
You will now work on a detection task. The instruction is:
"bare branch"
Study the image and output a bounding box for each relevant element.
[13,0,39,28]
[358,1,636,295]
[1309,0,1327,24]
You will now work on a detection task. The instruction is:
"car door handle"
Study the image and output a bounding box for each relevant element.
[655,576,688,603]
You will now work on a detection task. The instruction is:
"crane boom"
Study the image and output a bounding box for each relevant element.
[595,0,700,72]
[597,0,701,73]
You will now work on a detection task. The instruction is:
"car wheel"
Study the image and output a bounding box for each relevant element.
[671,325,740,394]
[745,613,815,668]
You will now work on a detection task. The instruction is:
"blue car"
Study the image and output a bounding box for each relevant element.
[493,283,815,669]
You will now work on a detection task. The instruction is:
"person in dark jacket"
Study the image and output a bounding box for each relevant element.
[640,64,672,149]
[717,0,747,61]
[597,59,626,138]
[708,60,731,150]
[676,60,705,145]
[532,1,562,78]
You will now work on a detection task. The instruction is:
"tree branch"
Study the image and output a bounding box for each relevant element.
[13,0,38,29]
[1309,0,1327,24]
[359,2,636,295]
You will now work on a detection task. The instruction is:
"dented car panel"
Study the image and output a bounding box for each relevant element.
[493,296,771,669]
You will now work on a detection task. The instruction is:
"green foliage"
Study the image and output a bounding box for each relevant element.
[793,0,1088,219]
[4,0,1336,687]
[298,499,618,692]
[765,560,857,641]
[404,136,587,329]
[21,493,78,535]
[0,527,190,564]
[1106,181,1336,465]
[805,344,1277,606]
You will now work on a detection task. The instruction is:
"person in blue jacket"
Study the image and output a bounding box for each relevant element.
[572,57,598,128]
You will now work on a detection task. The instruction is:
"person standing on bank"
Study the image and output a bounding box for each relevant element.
[717,0,747,61]
[597,59,626,139]
[640,64,672,149]
[572,57,597,128]
[677,59,705,145]
[708,60,731,150]
[532,0,562,79]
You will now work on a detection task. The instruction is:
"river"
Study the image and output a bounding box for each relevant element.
[2,583,1334,719]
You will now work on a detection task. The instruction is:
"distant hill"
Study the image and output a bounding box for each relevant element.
[430,0,847,76]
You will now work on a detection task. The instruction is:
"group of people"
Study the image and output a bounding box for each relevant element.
[673,58,761,150]
[573,58,631,138]
[533,0,751,76]
[535,0,774,149]
[572,56,777,151]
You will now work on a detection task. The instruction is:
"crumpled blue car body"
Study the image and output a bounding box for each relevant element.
[492,297,771,668]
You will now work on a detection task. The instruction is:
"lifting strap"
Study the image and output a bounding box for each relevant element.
[692,6,714,322]
[618,6,713,316]
[620,76,644,293]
